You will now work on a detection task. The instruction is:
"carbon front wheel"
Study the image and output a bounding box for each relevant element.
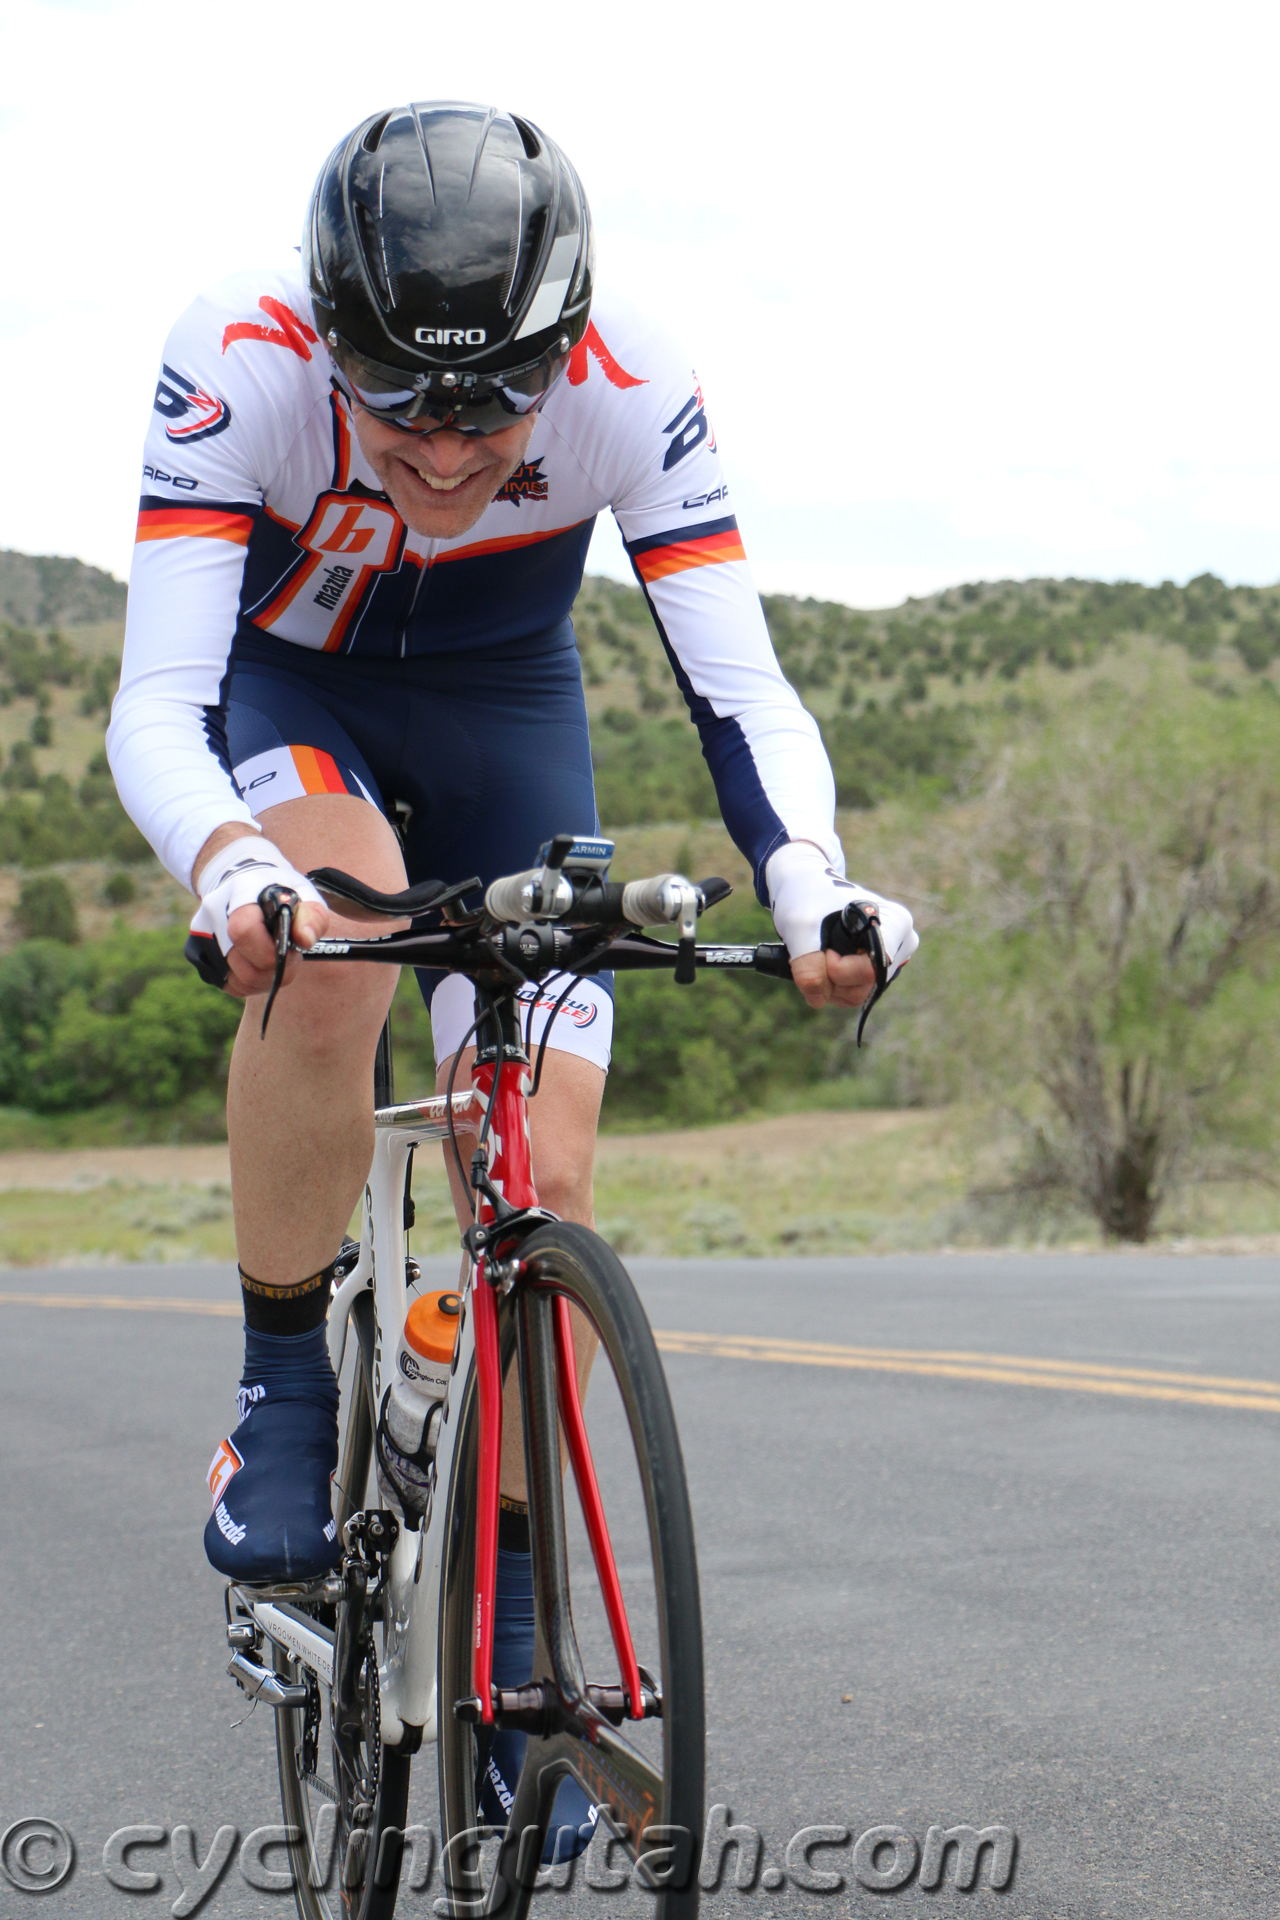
[437,1223,705,1920]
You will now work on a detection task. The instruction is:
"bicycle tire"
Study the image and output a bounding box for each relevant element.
[276,1292,412,1920]
[437,1221,705,1920]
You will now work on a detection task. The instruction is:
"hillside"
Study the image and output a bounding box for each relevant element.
[4,547,1275,823]
[0,549,1274,894]
[573,567,1280,820]
[0,548,127,634]
[0,549,1278,1248]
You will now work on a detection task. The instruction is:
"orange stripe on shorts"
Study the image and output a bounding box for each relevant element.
[289,745,348,796]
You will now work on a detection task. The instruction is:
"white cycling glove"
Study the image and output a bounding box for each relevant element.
[766,841,919,976]
[190,835,325,955]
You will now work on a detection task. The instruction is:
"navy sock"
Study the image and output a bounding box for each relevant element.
[477,1546,598,1860]
[204,1324,341,1581]
[240,1263,333,1337]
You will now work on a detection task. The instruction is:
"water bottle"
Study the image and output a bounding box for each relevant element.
[376,1289,460,1520]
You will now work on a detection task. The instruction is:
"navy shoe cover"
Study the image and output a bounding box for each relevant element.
[477,1547,599,1862]
[204,1325,341,1581]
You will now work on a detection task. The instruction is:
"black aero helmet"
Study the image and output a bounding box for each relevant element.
[306,103,594,434]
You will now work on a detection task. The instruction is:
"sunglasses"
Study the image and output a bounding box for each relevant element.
[327,330,572,439]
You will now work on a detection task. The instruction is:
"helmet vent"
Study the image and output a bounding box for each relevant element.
[507,206,547,317]
[362,112,393,154]
[355,203,395,312]
[511,116,542,161]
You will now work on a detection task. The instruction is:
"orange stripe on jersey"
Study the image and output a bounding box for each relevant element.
[136,508,254,546]
[631,528,747,583]
[262,502,303,533]
[430,522,589,567]
[289,746,348,797]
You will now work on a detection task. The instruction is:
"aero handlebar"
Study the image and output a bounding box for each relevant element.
[184,851,893,1040]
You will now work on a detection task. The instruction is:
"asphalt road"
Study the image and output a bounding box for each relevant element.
[3,1253,1279,1918]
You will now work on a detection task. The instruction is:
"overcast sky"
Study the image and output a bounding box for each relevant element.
[4,0,1280,606]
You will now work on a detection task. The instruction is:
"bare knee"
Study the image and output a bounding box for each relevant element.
[241,959,396,1068]
[534,1153,595,1227]
[527,1053,605,1228]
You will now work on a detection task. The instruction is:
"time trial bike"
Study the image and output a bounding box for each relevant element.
[186,832,888,1920]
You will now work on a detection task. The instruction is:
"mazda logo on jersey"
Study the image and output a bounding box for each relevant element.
[495,458,549,507]
[248,492,406,654]
[153,364,232,445]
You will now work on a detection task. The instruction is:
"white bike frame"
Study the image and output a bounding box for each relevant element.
[248,1086,484,1749]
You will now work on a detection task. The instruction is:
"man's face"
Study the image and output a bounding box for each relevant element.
[351,407,537,538]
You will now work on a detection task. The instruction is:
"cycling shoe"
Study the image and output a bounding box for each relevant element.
[477,1546,599,1861]
[204,1325,341,1581]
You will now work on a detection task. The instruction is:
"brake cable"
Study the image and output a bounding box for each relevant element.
[257,884,300,1038]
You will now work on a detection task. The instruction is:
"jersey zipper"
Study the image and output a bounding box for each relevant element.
[395,541,434,657]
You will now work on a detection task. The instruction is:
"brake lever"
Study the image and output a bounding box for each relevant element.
[257,884,300,1038]
[820,900,892,1046]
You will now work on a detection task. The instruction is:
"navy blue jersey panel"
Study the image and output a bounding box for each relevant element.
[238,512,317,623]
[236,516,595,660]
[404,521,595,653]
[697,715,790,902]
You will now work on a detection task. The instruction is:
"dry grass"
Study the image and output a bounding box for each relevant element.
[0,1105,1268,1267]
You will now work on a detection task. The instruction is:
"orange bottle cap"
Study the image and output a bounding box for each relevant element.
[404,1290,461,1365]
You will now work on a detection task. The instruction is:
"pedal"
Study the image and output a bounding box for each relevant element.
[227,1650,309,1710]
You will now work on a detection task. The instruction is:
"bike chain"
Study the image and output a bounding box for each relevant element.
[361,1632,382,1812]
[302,1668,322,1781]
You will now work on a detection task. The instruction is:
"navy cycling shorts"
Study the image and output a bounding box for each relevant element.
[224,624,614,1071]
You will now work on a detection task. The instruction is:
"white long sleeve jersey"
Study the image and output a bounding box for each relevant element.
[107,263,843,894]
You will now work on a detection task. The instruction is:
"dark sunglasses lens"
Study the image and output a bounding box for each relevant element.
[331,336,571,436]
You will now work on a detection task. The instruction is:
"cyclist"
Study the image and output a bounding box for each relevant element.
[107,102,917,1840]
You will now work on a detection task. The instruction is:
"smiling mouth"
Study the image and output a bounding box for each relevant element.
[399,459,481,494]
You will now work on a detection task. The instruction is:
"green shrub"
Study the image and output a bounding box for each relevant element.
[3,742,40,791]
[822,703,975,809]
[0,928,241,1112]
[14,875,78,944]
[603,894,856,1124]
[594,717,717,828]
[0,755,150,866]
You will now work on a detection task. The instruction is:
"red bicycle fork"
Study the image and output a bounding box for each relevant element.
[468,1051,643,1726]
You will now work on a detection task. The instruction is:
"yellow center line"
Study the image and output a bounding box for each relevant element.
[1,1294,1272,1413]
[652,1330,1280,1413]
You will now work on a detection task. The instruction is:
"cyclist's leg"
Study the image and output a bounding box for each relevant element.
[226,792,405,1282]
[220,666,408,1280]
[206,676,406,1580]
